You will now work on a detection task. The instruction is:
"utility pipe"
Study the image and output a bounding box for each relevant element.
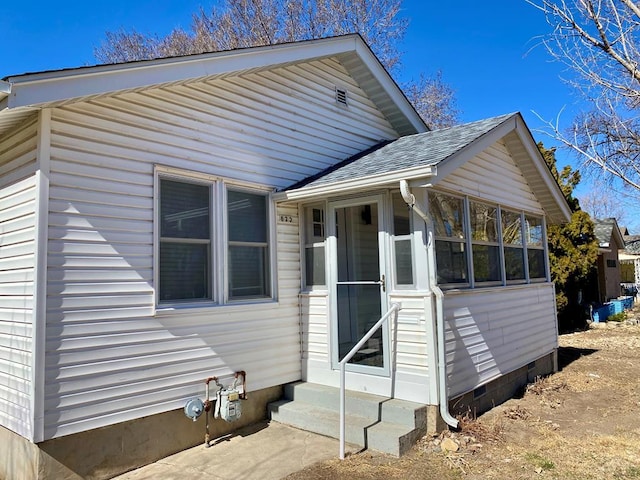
[399,180,458,429]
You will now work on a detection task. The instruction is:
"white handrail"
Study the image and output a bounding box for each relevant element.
[338,302,400,459]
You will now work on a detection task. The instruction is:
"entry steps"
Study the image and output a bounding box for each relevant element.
[268,382,429,456]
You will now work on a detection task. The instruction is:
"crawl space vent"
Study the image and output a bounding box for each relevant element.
[335,87,348,106]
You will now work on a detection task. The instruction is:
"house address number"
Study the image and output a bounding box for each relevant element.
[278,214,298,225]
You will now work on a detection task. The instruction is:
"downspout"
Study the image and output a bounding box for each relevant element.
[399,180,458,428]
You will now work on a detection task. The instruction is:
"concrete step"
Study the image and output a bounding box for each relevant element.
[268,382,429,456]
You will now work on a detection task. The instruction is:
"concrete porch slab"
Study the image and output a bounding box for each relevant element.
[112,420,358,480]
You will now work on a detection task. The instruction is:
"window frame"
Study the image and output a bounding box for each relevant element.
[524,214,548,282]
[501,208,527,284]
[154,166,275,309]
[301,202,328,291]
[469,200,503,286]
[225,186,272,301]
[391,191,416,289]
[429,191,470,287]
[429,189,550,289]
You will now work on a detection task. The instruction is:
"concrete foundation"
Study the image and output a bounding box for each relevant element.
[0,385,282,480]
[449,352,555,418]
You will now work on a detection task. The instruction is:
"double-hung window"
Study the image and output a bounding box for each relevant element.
[303,204,326,288]
[158,174,271,305]
[159,179,212,302]
[502,210,525,282]
[525,215,546,280]
[227,189,270,300]
[430,190,549,288]
[470,201,501,284]
[392,192,414,286]
[430,192,468,284]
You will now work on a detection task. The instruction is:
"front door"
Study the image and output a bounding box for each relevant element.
[329,196,389,376]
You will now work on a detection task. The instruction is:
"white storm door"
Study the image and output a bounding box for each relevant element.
[329,195,389,376]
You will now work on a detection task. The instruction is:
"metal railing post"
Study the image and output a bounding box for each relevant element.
[338,302,399,459]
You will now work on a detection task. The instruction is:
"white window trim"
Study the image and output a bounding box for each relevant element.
[391,191,416,290]
[301,202,328,292]
[469,200,502,286]
[153,165,276,311]
[430,189,550,290]
[224,184,275,303]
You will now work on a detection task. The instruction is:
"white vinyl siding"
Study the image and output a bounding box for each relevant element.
[41,56,394,439]
[301,290,432,403]
[443,283,558,397]
[0,118,39,439]
[437,141,543,215]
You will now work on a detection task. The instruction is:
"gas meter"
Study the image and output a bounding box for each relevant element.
[216,387,242,422]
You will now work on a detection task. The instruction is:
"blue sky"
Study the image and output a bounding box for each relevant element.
[3,1,634,228]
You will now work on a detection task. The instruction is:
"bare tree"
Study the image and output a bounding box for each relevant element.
[94,0,459,127]
[531,0,640,194]
[579,182,629,224]
[95,0,407,72]
[403,72,460,129]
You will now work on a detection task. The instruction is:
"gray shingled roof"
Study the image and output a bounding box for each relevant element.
[593,218,617,246]
[285,113,516,191]
[625,240,640,254]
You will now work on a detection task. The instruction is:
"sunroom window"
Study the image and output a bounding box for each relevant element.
[502,210,525,282]
[430,190,549,289]
[525,215,546,280]
[430,192,468,284]
[470,201,502,283]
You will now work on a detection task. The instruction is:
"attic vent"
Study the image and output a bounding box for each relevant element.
[335,87,348,107]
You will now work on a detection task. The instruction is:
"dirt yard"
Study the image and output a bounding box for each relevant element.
[286,314,640,480]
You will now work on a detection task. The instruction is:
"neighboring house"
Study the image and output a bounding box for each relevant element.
[620,228,640,294]
[0,35,571,479]
[593,218,625,302]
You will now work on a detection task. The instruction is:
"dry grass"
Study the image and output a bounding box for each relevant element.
[287,320,640,480]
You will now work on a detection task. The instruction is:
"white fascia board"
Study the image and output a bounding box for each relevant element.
[5,36,362,109]
[353,41,427,134]
[273,165,436,202]
[512,115,572,223]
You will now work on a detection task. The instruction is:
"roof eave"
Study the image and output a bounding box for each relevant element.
[6,36,367,109]
[274,165,436,202]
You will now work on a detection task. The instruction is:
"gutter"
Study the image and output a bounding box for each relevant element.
[399,180,458,429]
